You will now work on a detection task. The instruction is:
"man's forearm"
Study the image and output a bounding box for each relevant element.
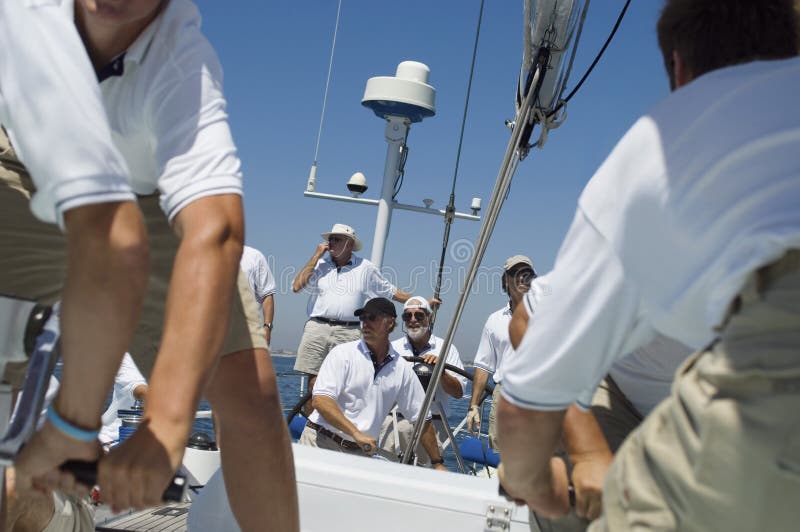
[262,295,274,344]
[441,373,463,399]
[312,395,358,438]
[144,195,244,449]
[292,253,322,292]
[562,405,611,462]
[57,201,149,427]
[470,368,490,407]
[497,396,565,494]
[420,421,442,461]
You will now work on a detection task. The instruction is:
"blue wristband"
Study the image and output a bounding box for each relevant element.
[46,405,100,442]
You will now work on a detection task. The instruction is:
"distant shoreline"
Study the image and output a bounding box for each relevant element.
[270,350,296,358]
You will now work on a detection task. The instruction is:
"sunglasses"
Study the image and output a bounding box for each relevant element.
[401,311,428,322]
[358,313,384,323]
[328,236,344,244]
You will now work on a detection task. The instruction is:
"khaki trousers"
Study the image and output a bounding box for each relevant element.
[591,250,800,531]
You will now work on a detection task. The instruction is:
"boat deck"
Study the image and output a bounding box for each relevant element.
[95,503,189,532]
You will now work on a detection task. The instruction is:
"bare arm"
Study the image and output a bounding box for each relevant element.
[496,396,571,519]
[13,201,150,493]
[419,421,447,471]
[391,290,441,310]
[562,406,612,520]
[99,194,244,509]
[469,368,491,408]
[292,243,327,292]
[261,294,274,345]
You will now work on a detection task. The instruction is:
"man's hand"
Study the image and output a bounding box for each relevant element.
[97,417,186,512]
[315,241,329,259]
[570,450,611,520]
[467,405,481,434]
[13,422,101,497]
[352,431,377,456]
[498,456,571,518]
[428,297,442,310]
[420,354,438,365]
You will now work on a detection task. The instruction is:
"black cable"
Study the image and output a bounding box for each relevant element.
[549,0,631,117]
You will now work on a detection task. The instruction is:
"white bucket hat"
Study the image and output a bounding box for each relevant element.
[321,223,362,251]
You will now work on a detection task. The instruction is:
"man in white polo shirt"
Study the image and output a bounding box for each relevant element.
[380,296,467,465]
[1,1,298,529]
[497,1,800,529]
[300,297,447,471]
[292,223,437,394]
[241,245,277,346]
[466,255,536,450]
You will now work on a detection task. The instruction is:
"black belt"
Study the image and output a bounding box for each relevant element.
[306,421,362,451]
[313,316,360,327]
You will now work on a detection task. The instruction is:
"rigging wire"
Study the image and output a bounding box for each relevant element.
[549,0,631,117]
[431,0,485,323]
[311,0,343,167]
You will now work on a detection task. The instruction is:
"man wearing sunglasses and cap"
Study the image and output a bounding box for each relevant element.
[293,223,439,399]
[379,296,467,466]
[299,297,447,470]
[467,255,537,450]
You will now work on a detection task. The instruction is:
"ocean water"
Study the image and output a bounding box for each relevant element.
[194,355,488,472]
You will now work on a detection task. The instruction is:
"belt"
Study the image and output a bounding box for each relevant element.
[306,421,363,451]
[313,316,360,327]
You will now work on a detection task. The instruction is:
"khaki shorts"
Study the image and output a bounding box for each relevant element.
[0,130,266,380]
[592,250,800,532]
[589,377,644,454]
[294,318,361,375]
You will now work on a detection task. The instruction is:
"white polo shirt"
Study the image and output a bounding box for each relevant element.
[391,334,467,415]
[473,306,512,385]
[87,0,242,221]
[310,339,430,442]
[305,255,397,321]
[0,0,134,226]
[503,58,800,411]
[241,246,276,304]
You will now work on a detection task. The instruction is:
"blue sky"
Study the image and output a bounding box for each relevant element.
[193,1,670,358]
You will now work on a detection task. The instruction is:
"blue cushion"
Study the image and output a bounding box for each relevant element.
[458,436,500,468]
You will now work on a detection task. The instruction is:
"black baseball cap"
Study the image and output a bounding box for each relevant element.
[354,297,397,318]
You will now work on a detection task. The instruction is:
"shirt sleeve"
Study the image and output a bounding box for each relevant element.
[312,345,345,400]
[0,0,134,227]
[251,249,275,302]
[148,41,243,221]
[501,206,655,411]
[262,259,276,297]
[472,318,497,374]
[445,344,468,394]
[397,364,432,423]
[364,262,397,299]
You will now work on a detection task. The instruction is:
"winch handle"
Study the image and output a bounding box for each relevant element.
[59,460,187,502]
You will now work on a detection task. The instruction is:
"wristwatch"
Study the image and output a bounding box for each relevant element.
[264,322,273,330]
[430,457,445,465]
